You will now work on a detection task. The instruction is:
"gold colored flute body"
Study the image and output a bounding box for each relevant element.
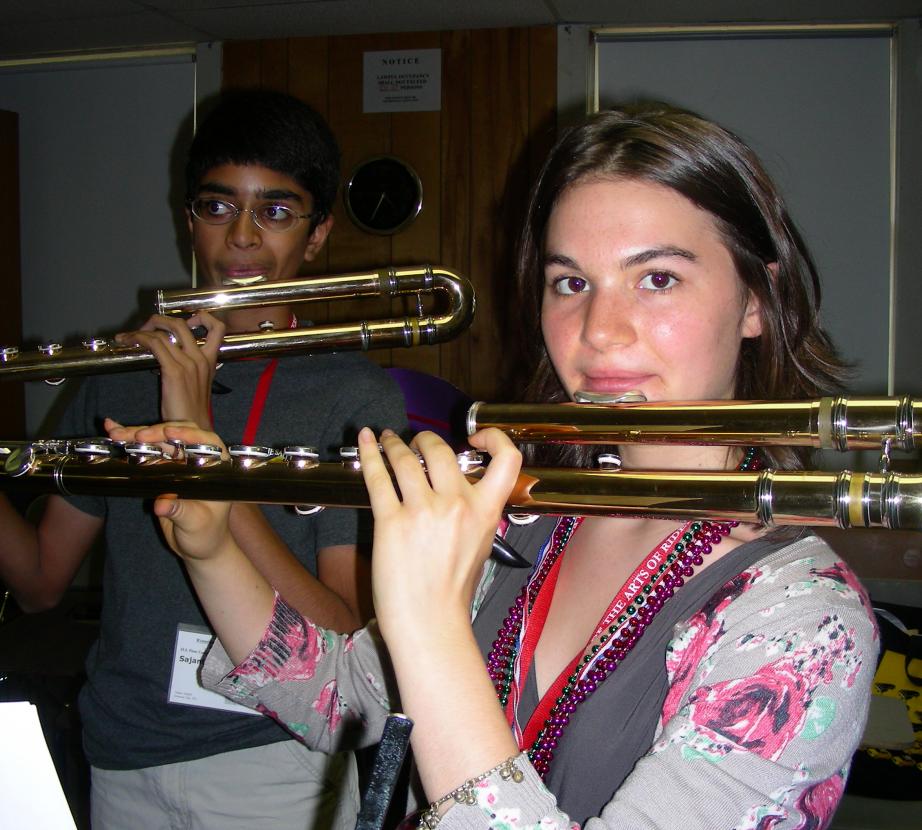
[3,443,920,530]
[468,397,922,452]
[0,266,474,382]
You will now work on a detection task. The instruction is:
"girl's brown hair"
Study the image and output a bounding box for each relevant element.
[516,103,849,469]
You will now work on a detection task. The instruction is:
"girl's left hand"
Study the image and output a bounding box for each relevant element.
[357,427,522,644]
[104,419,234,563]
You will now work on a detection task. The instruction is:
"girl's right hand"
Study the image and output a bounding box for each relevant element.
[358,426,522,643]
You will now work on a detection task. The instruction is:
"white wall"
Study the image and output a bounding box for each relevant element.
[559,22,922,397]
[0,44,221,435]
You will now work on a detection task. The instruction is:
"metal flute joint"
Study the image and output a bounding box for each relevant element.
[2,265,474,383]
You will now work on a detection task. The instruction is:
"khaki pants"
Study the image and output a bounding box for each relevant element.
[90,741,359,830]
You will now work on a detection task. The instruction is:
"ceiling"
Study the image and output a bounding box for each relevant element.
[0,0,917,62]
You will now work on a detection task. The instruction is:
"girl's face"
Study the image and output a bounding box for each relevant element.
[541,178,762,404]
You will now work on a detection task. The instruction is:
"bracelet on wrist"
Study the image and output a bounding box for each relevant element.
[419,755,524,829]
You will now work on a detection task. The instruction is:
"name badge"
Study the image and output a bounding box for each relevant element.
[167,624,259,715]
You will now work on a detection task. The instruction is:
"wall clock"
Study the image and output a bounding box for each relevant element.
[344,156,423,235]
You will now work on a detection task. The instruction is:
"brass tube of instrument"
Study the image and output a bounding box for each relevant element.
[0,266,475,382]
[156,265,447,314]
[507,467,922,529]
[469,396,922,452]
[3,448,920,530]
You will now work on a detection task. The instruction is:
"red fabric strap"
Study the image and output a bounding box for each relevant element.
[512,523,686,749]
[242,358,279,445]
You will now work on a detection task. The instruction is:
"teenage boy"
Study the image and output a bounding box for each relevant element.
[0,89,407,829]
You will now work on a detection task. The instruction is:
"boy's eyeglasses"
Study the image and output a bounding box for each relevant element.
[188,198,320,233]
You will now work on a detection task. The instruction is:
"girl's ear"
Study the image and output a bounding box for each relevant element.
[741,262,775,339]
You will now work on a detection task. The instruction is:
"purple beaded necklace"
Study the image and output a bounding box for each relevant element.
[486,447,762,778]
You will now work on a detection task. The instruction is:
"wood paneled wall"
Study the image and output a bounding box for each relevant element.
[222,27,557,400]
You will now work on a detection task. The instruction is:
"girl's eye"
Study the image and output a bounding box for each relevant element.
[553,276,589,295]
[638,271,677,291]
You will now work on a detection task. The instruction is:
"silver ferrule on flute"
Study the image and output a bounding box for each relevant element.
[2,439,920,531]
[0,266,475,383]
[467,396,922,453]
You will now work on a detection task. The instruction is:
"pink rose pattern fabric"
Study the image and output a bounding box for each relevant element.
[206,538,876,830]
[313,679,347,733]
[656,554,873,830]
[225,598,365,742]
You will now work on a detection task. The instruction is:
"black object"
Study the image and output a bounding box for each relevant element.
[491,535,530,568]
[355,713,414,830]
[345,157,422,235]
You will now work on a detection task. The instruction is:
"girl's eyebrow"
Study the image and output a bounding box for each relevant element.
[543,246,698,271]
[543,252,579,269]
[622,246,697,268]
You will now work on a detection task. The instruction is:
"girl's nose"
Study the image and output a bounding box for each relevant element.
[581,289,637,351]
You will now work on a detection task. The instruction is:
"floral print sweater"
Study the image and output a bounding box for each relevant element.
[201,534,877,830]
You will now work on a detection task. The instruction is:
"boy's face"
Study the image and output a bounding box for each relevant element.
[187,163,333,288]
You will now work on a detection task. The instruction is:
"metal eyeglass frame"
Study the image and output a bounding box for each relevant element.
[188,198,322,233]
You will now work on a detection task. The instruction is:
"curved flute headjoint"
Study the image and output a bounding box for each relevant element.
[1,265,474,383]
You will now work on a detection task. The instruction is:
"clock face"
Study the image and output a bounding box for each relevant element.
[345,156,423,235]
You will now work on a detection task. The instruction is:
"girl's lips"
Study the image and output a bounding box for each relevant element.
[580,374,655,394]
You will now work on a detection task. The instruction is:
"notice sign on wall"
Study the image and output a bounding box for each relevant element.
[363,48,441,113]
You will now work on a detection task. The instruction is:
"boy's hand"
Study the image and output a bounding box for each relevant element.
[115,311,225,427]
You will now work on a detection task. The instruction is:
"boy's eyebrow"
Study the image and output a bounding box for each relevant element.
[196,182,305,204]
[258,188,305,204]
[196,181,235,196]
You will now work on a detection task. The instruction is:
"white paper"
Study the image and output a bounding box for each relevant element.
[168,623,259,715]
[363,49,441,113]
[0,701,77,829]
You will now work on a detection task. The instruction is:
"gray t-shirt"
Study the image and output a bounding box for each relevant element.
[56,351,407,769]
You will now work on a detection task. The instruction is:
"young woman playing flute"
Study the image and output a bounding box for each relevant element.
[113,103,877,830]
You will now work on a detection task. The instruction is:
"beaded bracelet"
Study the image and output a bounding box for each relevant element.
[418,756,525,829]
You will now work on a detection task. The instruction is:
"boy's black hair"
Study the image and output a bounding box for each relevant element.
[185,89,341,220]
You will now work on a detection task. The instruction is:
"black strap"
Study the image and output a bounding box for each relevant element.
[355,714,414,830]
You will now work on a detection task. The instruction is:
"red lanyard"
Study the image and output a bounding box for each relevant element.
[508,550,582,748]
[219,314,294,443]
[241,358,279,445]
[507,520,685,749]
